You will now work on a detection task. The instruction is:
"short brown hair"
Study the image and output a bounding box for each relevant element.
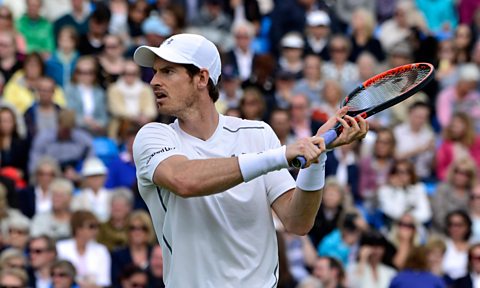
[71,210,98,236]
[182,64,220,103]
[403,246,428,271]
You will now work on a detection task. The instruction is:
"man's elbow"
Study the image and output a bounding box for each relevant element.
[170,174,200,198]
[284,222,313,236]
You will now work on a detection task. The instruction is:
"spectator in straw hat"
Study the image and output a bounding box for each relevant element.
[71,158,112,222]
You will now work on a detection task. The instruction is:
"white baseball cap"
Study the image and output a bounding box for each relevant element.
[306,10,331,27]
[281,32,304,49]
[133,33,222,85]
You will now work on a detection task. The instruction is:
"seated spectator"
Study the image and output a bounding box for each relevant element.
[30,177,74,240]
[119,265,149,288]
[217,65,242,113]
[5,214,31,252]
[312,256,346,288]
[451,243,480,288]
[56,210,111,287]
[347,231,397,288]
[223,20,257,82]
[28,109,94,177]
[77,4,110,56]
[318,210,367,266]
[309,177,352,248]
[272,69,296,110]
[312,79,342,123]
[125,0,149,49]
[0,185,25,248]
[348,8,385,62]
[289,94,323,140]
[15,0,54,55]
[303,10,331,61]
[147,244,164,288]
[425,237,447,279]
[53,0,90,37]
[359,128,396,210]
[0,267,28,288]
[470,184,480,243]
[98,34,126,88]
[65,56,109,136]
[453,24,474,64]
[50,259,78,288]
[436,64,480,132]
[389,246,446,288]
[0,248,27,271]
[388,213,424,270]
[431,157,476,232]
[322,34,359,92]
[111,210,155,287]
[24,76,63,139]
[268,108,296,147]
[71,157,112,222]
[4,52,65,114]
[442,210,472,281]
[393,102,435,180]
[238,86,266,121]
[97,188,134,251]
[106,60,156,141]
[45,26,80,88]
[292,54,324,107]
[377,1,414,51]
[324,140,361,203]
[378,159,432,225]
[0,30,23,84]
[18,156,61,219]
[26,235,57,288]
[0,6,26,55]
[435,39,460,90]
[277,32,305,78]
[435,112,480,180]
[0,105,30,183]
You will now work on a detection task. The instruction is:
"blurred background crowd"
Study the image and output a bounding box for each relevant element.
[0,0,479,287]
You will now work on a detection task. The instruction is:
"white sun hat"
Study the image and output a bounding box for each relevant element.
[133,33,222,85]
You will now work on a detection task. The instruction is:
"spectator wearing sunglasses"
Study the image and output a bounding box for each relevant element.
[26,235,57,288]
[119,265,148,288]
[111,211,155,288]
[56,210,111,287]
[442,210,472,281]
[451,243,480,288]
[50,259,78,288]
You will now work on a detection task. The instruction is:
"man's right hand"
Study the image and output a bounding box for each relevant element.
[285,136,326,168]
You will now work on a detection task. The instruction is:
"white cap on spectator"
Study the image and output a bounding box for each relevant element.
[306,10,331,27]
[458,63,480,82]
[281,32,304,49]
[134,33,222,85]
[81,157,107,177]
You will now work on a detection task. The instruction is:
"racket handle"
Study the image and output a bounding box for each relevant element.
[291,130,338,169]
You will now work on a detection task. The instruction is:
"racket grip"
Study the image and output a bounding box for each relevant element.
[291,130,338,169]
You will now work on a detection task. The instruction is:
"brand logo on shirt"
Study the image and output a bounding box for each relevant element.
[146,147,175,165]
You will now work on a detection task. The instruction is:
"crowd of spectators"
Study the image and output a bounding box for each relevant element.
[0,0,479,287]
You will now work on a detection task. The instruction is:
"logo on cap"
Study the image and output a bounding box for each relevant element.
[164,38,174,46]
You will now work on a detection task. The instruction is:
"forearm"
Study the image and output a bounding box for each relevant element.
[281,188,324,235]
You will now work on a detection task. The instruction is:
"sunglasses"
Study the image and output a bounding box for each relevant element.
[129,225,148,232]
[448,221,466,228]
[51,272,69,278]
[0,285,23,288]
[398,221,415,229]
[84,223,99,230]
[30,248,48,254]
[454,168,472,177]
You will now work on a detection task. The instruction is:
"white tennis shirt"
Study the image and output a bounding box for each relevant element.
[133,114,296,287]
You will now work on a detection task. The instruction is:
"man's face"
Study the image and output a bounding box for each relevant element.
[313,258,331,283]
[471,246,480,274]
[36,79,55,105]
[29,238,55,269]
[150,58,199,117]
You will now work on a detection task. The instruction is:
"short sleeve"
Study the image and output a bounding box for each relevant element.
[133,123,186,185]
[262,123,295,204]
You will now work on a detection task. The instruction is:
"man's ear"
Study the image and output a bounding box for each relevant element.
[197,69,210,89]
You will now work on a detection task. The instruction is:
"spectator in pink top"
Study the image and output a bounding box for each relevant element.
[436,112,480,181]
[436,63,480,132]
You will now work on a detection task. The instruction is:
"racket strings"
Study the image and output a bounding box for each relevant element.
[347,68,431,110]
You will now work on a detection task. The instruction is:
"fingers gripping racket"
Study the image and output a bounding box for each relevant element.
[292,62,435,168]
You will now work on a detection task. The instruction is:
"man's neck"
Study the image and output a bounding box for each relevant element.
[178,103,220,141]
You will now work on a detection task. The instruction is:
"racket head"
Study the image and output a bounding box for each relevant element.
[341,63,435,118]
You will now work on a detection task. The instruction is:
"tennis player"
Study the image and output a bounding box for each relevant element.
[132,33,368,287]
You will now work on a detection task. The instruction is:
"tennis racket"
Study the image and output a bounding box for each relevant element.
[292,62,435,168]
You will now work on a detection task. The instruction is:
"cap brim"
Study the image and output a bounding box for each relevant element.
[133,45,195,68]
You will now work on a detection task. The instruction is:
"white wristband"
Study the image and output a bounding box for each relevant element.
[296,152,327,192]
[238,146,289,182]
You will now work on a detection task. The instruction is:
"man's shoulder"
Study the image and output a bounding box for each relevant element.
[135,122,176,141]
